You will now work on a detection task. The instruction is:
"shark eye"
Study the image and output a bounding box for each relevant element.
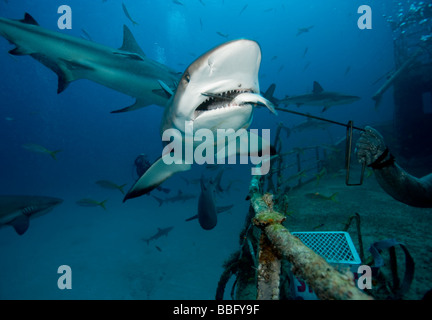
[184,73,191,83]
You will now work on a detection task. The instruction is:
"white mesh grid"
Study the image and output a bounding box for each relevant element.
[291,231,361,264]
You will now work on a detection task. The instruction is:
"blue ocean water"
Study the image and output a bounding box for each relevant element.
[0,0,429,300]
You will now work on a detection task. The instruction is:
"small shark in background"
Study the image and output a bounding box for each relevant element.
[123,39,276,201]
[197,175,218,230]
[296,25,314,36]
[290,117,332,133]
[0,13,181,113]
[152,190,196,206]
[143,226,174,245]
[279,81,361,112]
[0,195,63,235]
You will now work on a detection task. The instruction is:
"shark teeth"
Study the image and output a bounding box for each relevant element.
[195,89,254,118]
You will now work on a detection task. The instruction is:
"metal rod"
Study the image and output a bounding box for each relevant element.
[274,107,366,132]
[345,121,366,186]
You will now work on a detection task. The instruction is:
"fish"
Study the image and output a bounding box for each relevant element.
[314,167,327,185]
[305,192,338,202]
[279,81,361,112]
[143,226,174,245]
[123,39,275,201]
[287,170,307,182]
[239,4,248,16]
[216,31,229,38]
[296,25,314,36]
[95,180,127,195]
[76,198,108,210]
[0,195,63,235]
[197,176,217,230]
[344,66,351,76]
[22,143,61,160]
[172,0,184,5]
[152,190,196,206]
[199,0,206,6]
[122,3,139,26]
[302,47,308,58]
[312,223,325,230]
[0,13,180,113]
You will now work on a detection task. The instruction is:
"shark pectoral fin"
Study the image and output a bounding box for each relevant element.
[9,215,30,235]
[185,214,199,222]
[56,59,95,94]
[157,80,174,98]
[123,156,191,202]
[110,98,152,113]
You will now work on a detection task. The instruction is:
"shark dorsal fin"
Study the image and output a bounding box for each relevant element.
[119,25,146,57]
[264,83,276,99]
[313,81,324,94]
[20,13,39,26]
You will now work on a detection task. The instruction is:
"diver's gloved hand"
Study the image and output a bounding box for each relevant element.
[356,126,388,167]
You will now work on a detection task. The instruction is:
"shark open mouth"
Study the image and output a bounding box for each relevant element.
[194,89,255,119]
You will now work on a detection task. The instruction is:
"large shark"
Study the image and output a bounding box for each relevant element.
[123,39,276,201]
[0,13,180,112]
[0,195,63,235]
[279,81,361,112]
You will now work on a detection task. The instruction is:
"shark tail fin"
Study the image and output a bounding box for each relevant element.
[152,196,164,207]
[49,150,62,160]
[99,200,108,210]
[329,192,339,202]
[118,184,128,195]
